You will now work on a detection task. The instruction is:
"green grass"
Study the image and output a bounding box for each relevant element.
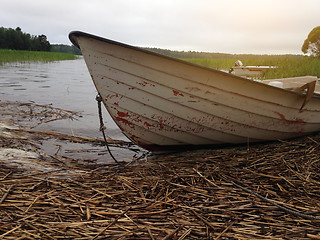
[182,56,320,79]
[181,58,237,71]
[0,49,78,64]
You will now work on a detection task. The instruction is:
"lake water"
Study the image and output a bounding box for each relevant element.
[0,57,126,140]
[0,58,144,163]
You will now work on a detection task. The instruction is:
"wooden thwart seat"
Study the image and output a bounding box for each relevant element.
[262,76,318,91]
[261,76,319,110]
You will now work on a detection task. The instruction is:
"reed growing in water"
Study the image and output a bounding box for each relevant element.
[0,49,78,64]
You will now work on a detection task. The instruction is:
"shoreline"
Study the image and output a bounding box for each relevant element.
[0,100,139,172]
[1,99,320,239]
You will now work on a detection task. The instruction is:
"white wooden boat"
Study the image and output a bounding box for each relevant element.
[69,31,320,151]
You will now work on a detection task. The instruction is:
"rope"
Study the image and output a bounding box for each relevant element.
[96,94,119,164]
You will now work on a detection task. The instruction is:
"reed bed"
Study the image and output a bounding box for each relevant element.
[1,101,320,239]
[1,137,320,239]
[0,49,78,64]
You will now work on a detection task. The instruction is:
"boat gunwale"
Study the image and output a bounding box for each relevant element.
[69,31,320,100]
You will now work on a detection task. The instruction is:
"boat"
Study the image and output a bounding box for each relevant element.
[69,31,320,152]
[229,60,277,77]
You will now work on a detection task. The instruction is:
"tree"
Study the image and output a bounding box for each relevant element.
[302,26,320,57]
[0,26,51,51]
[37,34,51,51]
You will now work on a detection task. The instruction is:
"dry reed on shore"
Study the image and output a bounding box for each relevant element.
[1,134,320,239]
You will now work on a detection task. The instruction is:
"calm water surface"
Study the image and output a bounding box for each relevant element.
[0,58,126,140]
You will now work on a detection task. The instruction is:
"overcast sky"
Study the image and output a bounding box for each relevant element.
[1,0,319,54]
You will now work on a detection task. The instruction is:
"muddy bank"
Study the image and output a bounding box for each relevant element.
[0,100,320,239]
[0,100,144,173]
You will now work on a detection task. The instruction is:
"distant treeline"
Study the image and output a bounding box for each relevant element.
[50,44,82,55]
[0,27,51,51]
[145,47,302,60]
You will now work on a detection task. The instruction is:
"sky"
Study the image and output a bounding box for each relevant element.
[1,0,319,54]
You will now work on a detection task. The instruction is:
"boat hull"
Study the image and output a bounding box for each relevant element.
[69,31,320,151]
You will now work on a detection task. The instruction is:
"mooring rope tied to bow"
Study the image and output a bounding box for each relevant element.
[96,94,119,163]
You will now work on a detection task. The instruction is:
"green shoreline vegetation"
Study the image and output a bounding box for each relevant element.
[182,56,320,79]
[0,49,78,65]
